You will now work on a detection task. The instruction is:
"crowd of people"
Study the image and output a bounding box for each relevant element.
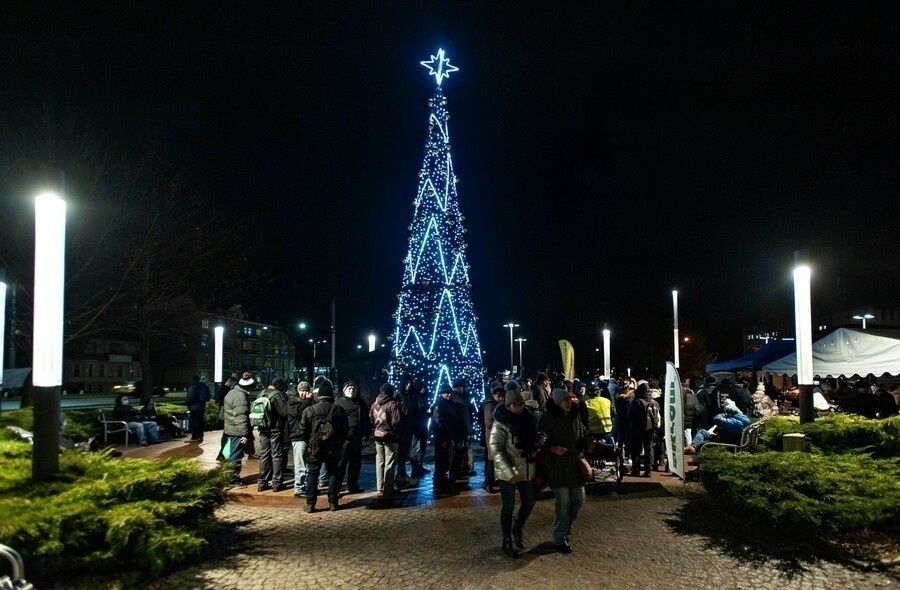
[202,367,899,558]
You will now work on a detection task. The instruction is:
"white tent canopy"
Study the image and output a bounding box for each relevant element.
[762,327,900,377]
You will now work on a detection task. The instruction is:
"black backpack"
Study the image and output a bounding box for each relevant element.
[308,404,338,459]
[642,399,661,431]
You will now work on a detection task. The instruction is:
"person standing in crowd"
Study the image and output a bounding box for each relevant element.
[299,380,348,512]
[430,385,462,493]
[750,381,776,418]
[490,383,546,558]
[532,372,551,414]
[649,378,667,471]
[481,381,506,493]
[288,381,314,499]
[214,376,236,461]
[114,393,160,446]
[336,380,370,494]
[256,376,289,492]
[584,382,615,447]
[538,388,588,554]
[409,381,431,478]
[185,374,211,442]
[394,378,416,488]
[369,383,403,498]
[683,380,700,438]
[627,381,660,477]
[613,380,635,465]
[449,378,471,483]
[222,374,254,488]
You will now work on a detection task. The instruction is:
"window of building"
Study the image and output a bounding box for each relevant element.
[73,364,81,378]
[244,326,253,336]
[117,365,124,378]
[255,342,262,352]
[242,340,254,351]
[202,318,210,329]
[200,354,210,368]
[87,364,94,377]
[201,335,209,349]
[98,364,106,378]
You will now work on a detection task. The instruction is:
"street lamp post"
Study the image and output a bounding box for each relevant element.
[672,290,680,368]
[515,337,527,376]
[794,250,814,424]
[852,314,874,330]
[33,193,66,480]
[602,325,611,378]
[213,326,224,385]
[0,270,7,412]
[502,323,519,372]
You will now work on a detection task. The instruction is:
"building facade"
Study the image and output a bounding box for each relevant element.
[65,339,143,394]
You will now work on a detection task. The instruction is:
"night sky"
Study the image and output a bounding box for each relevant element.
[3,3,899,374]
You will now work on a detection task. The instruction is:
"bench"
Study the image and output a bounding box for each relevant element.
[98,411,131,448]
[700,417,768,454]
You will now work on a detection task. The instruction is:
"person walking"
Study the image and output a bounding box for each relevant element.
[369,383,403,498]
[481,381,505,493]
[490,383,546,557]
[287,381,314,499]
[336,380,370,494]
[538,388,588,554]
[185,374,211,442]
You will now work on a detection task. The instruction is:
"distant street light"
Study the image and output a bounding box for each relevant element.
[502,323,519,371]
[515,337,527,375]
[298,322,307,331]
[33,192,66,480]
[852,314,874,330]
[368,333,376,353]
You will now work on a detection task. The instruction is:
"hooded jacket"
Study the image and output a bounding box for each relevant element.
[626,384,659,440]
[287,394,313,441]
[489,403,540,482]
[537,400,587,489]
[223,385,252,437]
[369,391,402,442]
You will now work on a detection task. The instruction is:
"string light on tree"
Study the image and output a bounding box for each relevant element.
[388,48,486,405]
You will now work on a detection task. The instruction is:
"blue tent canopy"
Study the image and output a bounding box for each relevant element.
[706,340,796,373]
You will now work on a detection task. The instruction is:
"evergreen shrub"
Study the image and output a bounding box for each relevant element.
[758,414,899,456]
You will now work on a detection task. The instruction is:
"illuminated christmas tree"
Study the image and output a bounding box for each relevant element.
[388,49,486,403]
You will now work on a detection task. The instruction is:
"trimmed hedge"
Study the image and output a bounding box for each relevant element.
[758,414,900,456]
[0,440,229,582]
[699,449,900,535]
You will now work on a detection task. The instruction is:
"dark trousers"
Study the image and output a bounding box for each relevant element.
[257,430,284,487]
[411,426,428,471]
[483,448,495,489]
[433,440,452,486]
[339,436,363,489]
[307,456,340,505]
[189,407,205,439]
[449,441,466,482]
[396,429,413,480]
[498,479,536,538]
[630,431,654,474]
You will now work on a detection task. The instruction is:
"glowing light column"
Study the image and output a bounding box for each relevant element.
[602,325,611,379]
[214,326,224,384]
[0,272,6,406]
[793,250,814,424]
[672,290,680,368]
[32,192,66,480]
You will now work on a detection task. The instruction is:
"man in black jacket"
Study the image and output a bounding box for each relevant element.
[430,385,463,492]
[256,376,289,492]
[287,381,314,498]
[185,375,211,442]
[336,380,370,494]
[299,381,349,512]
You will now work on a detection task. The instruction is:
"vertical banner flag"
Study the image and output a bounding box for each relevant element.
[665,361,686,480]
[558,339,575,380]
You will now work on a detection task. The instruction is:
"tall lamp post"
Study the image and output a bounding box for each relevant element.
[602,325,611,378]
[33,193,66,480]
[0,271,7,415]
[852,314,874,330]
[502,323,519,371]
[213,326,224,385]
[793,250,814,424]
[515,337,527,376]
[672,290,680,368]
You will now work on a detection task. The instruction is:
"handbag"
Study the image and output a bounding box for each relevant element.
[578,457,595,482]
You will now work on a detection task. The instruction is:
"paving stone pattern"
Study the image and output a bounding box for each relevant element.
[136,432,896,590]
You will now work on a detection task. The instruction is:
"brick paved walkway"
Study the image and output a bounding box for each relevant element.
[124,432,896,590]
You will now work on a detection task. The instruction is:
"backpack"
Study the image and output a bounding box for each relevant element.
[199,383,211,403]
[308,404,338,459]
[642,399,661,431]
[249,390,278,428]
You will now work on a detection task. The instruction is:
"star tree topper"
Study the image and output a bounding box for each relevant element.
[420,48,459,86]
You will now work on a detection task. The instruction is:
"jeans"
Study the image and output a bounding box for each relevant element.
[551,485,585,545]
[306,456,340,505]
[292,440,308,494]
[339,436,363,489]
[498,479,536,538]
[410,426,428,471]
[257,429,284,487]
[374,440,398,494]
[691,428,713,451]
[128,421,159,445]
[630,431,654,473]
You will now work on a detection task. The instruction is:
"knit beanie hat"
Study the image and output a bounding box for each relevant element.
[725,401,740,415]
[552,388,570,406]
[755,382,766,393]
[317,381,334,399]
[491,381,504,393]
[271,376,287,392]
[380,383,395,396]
[297,381,311,392]
[505,381,525,406]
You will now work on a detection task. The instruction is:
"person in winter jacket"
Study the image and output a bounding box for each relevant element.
[256,376,289,492]
[538,388,588,554]
[481,382,506,493]
[287,381,314,497]
[222,375,255,487]
[369,383,402,497]
[626,381,659,477]
[409,381,431,477]
[613,382,635,458]
[114,393,160,446]
[299,380,348,512]
[490,384,546,558]
[394,378,416,487]
[430,385,462,491]
[584,383,615,447]
[336,380,370,493]
[684,401,751,453]
[750,381,776,418]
